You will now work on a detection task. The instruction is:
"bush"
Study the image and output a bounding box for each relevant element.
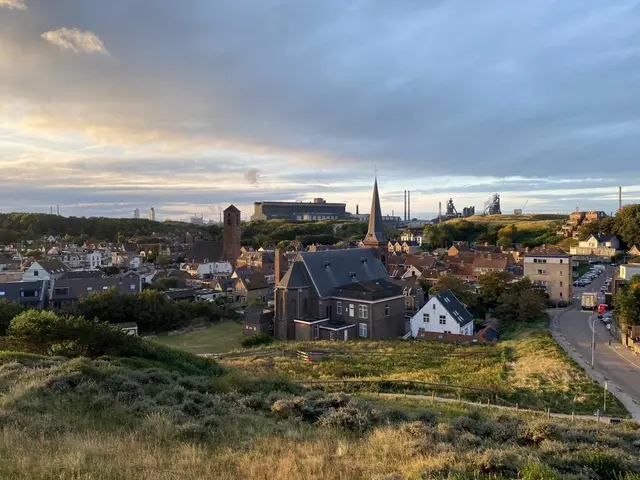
[317,400,382,434]
[519,462,560,480]
[7,310,224,376]
[241,333,274,348]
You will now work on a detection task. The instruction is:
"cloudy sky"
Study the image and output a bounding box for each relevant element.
[1,0,640,221]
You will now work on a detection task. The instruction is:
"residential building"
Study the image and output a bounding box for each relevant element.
[619,260,640,281]
[182,261,233,279]
[628,245,640,257]
[524,245,572,302]
[472,256,509,277]
[148,207,156,222]
[392,277,425,318]
[22,260,70,282]
[233,271,269,303]
[133,208,140,219]
[569,234,620,260]
[242,305,275,336]
[222,205,241,267]
[0,280,48,309]
[251,198,347,221]
[274,180,404,341]
[50,272,142,309]
[400,228,424,246]
[410,289,474,338]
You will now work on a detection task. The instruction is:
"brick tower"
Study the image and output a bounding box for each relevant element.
[222,205,241,267]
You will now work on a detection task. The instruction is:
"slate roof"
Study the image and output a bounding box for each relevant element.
[334,278,402,301]
[0,281,46,303]
[36,259,70,274]
[224,204,240,213]
[435,289,473,326]
[236,271,269,290]
[60,270,104,280]
[278,261,311,289]
[591,233,616,243]
[51,276,140,301]
[185,241,223,263]
[526,245,569,257]
[297,248,388,298]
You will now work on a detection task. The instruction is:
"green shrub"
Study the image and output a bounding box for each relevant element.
[241,333,274,348]
[317,400,382,434]
[519,462,560,480]
[582,450,624,479]
[7,310,224,376]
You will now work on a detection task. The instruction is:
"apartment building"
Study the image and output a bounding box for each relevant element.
[524,245,572,302]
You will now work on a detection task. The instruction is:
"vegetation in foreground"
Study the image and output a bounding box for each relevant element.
[152,321,245,354]
[1,342,639,479]
[222,325,627,417]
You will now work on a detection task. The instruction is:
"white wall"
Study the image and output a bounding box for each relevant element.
[22,262,51,282]
[410,297,473,338]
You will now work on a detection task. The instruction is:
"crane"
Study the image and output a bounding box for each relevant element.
[521,200,529,212]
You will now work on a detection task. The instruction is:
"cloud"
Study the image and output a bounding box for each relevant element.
[244,168,261,186]
[41,28,109,55]
[0,0,26,10]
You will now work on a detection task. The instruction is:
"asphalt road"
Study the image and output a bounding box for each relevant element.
[558,265,640,412]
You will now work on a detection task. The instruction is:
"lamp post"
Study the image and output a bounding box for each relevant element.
[591,315,596,368]
[603,381,608,413]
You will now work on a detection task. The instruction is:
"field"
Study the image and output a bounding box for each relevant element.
[1,350,639,479]
[152,320,244,354]
[221,326,627,416]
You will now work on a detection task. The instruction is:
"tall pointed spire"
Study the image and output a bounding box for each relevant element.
[363,176,387,246]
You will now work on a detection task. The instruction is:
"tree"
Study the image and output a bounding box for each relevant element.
[497,224,518,249]
[423,224,454,249]
[613,275,640,331]
[614,204,640,248]
[429,275,475,307]
[494,278,546,328]
[477,271,512,310]
[0,299,24,336]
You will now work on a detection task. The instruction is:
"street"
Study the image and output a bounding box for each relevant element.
[556,265,640,416]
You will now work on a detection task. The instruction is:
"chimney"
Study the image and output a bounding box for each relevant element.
[275,248,282,286]
[408,191,411,221]
[404,190,407,221]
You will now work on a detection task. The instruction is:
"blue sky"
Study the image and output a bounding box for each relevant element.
[1,0,640,221]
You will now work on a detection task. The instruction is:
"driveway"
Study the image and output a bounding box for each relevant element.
[553,265,640,419]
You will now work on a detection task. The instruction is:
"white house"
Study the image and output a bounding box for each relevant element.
[87,252,104,269]
[410,289,474,338]
[182,262,233,279]
[22,259,70,282]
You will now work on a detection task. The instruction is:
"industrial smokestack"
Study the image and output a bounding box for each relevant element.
[404,190,407,222]
[408,191,411,221]
[50,206,53,215]
[619,186,622,212]
[56,205,60,216]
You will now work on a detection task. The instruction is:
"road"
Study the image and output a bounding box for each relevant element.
[555,265,640,418]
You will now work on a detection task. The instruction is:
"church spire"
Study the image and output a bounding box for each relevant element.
[363,176,387,246]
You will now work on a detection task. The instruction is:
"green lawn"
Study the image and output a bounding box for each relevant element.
[152,321,244,354]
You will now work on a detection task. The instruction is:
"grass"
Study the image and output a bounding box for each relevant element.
[1,350,640,479]
[152,320,244,354]
[221,326,627,416]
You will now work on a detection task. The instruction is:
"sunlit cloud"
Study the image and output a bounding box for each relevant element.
[0,0,26,10]
[41,28,109,55]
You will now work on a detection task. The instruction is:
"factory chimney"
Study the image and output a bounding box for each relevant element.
[408,191,411,221]
[619,186,622,212]
[404,190,407,221]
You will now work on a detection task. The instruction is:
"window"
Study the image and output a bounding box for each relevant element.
[559,292,563,298]
[0,292,4,297]
[433,303,436,310]
[444,330,451,334]
[537,269,547,275]
[33,270,38,277]
[559,281,563,287]
[560,259,564,264]
[54,287,69,296]
[102,286,109,290]
[87,287,93,291]
[130,284,136,290]
[358,305,368,319]
[312,326,319,340]
[329,331,336,341]
[349,304,355,317]
[358,323,368,338]
[385,304,390,316]
[423,313,430,323]
[439,315,446,325]
[336,302,342,314]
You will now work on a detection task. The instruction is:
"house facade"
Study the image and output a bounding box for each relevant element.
[0,280,48,309]
[22,260,70,282]
[410,289,474,338]
[569,234,620,260]
[50,272,142,309]
[524,245,572,302]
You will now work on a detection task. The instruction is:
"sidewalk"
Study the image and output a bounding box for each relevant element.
[550,309,640,421]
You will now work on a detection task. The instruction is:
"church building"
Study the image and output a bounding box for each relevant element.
[273,178,406,341]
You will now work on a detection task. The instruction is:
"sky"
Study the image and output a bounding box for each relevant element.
[1,0,640,221]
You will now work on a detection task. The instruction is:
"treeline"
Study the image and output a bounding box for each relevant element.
[423,219,560,249]
[240,220,396,249]
[0,213,220,244]
[429,271,547,330]
[576,204,640,248]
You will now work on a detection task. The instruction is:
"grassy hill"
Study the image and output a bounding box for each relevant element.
[222,326,627,417]
[2,346,640,479]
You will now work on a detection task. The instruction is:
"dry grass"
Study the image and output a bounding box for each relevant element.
[221,327,627,416]
[151,321,244,354]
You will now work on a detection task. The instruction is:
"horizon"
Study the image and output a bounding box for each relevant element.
[2,1,640,219]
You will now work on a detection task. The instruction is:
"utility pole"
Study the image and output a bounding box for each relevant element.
[591,315,596,368]
[603,381,608,412]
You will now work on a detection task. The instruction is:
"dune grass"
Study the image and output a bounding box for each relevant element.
[152,320,244,354]
[221,327,627,416]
